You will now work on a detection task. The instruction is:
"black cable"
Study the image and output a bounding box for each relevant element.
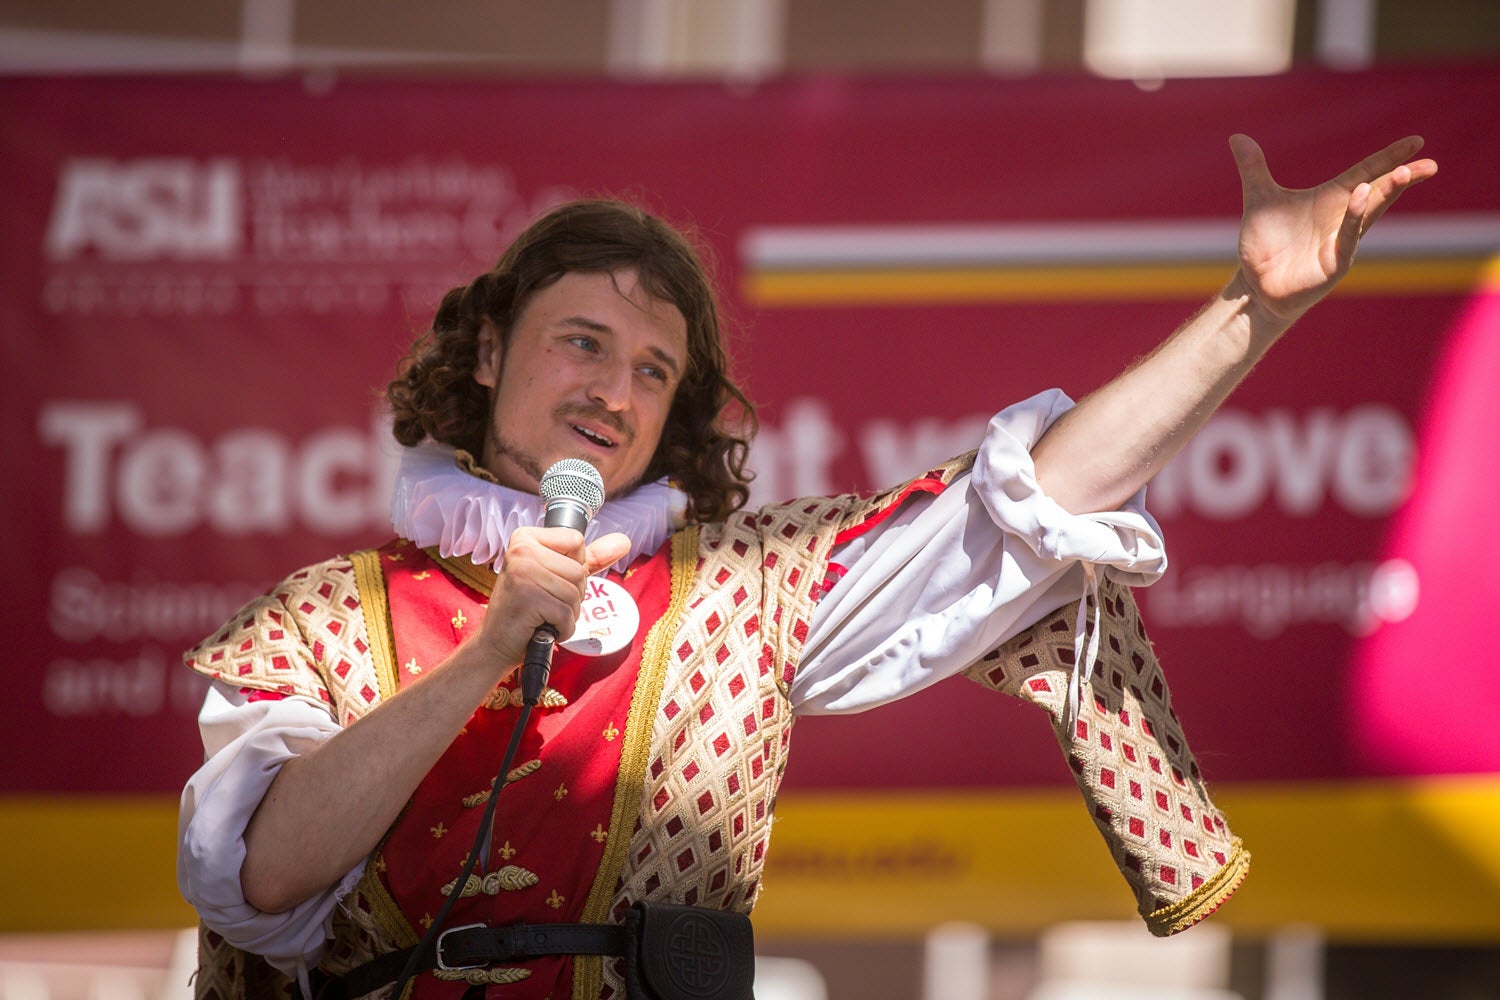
[387,699,535,998]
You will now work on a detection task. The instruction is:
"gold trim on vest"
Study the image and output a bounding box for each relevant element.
[352,548,399,702]
[572,526,697,1000]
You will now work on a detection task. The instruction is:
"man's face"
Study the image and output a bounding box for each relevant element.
[474,268,688,499]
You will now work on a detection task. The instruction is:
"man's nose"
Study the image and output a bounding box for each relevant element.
[587,361,632,411]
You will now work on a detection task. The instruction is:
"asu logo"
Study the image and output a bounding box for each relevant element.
[45,158,242,259]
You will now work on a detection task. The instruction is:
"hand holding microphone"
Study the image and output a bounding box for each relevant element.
[477,459,630,690]
[520,459,607,703]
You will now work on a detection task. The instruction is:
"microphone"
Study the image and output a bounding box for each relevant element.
[521,458,606,704]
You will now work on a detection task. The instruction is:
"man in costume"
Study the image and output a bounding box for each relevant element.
[178,135,1435,999]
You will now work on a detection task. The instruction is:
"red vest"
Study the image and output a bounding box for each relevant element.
[372,536,672,998]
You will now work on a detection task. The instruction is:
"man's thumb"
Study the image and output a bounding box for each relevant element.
[585,532,632,574]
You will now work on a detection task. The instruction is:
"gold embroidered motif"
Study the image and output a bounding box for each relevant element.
[419,913,433,929]
[553,783,568,801]
[413,570,431,581]
[430,821,447,839]
[387,552,404,562]
[451,609,467,630]
[602,720,620,742]
[404,657,421,675]
[484,686,569,710]
[435,968,531,985]
[546,890,565,909]
[441,866,539,898]
[510,758,543,781]
[590,824,607,844]
[498,841,516,860]
[461,760,542,807]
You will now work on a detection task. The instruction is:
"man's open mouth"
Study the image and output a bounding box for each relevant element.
[571,424,617,448]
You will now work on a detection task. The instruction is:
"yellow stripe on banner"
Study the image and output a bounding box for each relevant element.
[752,775,1500,943]
[0,796,195,932]
[742,257,1499,307]
[6,777,1500,940]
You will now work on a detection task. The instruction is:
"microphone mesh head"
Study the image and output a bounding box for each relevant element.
[539,458,606,518]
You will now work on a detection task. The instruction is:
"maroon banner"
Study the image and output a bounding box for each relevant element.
[3,66,1497,799]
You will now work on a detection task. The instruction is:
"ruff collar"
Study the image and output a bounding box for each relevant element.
[390,443,688,574]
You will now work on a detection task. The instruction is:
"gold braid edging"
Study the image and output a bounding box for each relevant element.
[352,863,422,951]
[1144,838,1251,937]
[351,549,400,702]
[349,548,421,953]
[573,526,698,1000]
[429,546,497,595]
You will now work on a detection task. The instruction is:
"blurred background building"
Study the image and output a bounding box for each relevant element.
[1,0,1497,78]
[2,1,1497,998]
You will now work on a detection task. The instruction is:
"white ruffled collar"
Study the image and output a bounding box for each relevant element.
[390,443,687,574]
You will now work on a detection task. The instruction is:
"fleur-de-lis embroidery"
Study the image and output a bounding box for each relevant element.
[602,721,620,742]
[546,890,565,909]
[413,570,431,580]
[590,824,608,844]
[405,657,421,675]
[452,609,468,630]
[554,783,568,801]
[431,821,447,839]
[498,841,516,860]
[420,913,433,929]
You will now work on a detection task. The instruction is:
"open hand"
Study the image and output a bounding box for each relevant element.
[1230,134,1437,324]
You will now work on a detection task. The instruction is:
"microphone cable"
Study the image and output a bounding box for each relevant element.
[387,698,535,998]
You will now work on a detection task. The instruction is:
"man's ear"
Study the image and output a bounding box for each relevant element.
[474,322,503,389]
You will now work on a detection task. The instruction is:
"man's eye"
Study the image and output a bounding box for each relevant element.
[640,365,668,383]
[569,335,599,352]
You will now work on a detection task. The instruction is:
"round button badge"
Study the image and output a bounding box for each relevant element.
[561,575,640,656]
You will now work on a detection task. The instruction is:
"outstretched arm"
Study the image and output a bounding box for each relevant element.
[1030,134,1438,515]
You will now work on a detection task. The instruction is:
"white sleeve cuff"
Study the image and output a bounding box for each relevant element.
[177,683,365,978]
[972,388,1167,586]
[792,390,1167,716]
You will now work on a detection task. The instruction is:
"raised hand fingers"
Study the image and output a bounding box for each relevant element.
[1335,149,1437,264]
[1336,135,1432,190]
[1359,154,1437,226]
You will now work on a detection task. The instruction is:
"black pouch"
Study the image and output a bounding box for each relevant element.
[623,900,755,1000]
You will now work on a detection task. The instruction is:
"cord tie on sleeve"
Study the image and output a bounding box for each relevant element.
[1066,562,1101,732]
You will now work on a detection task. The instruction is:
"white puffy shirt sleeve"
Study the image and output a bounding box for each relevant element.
[177,682,364,983]
[791,389,1167,715]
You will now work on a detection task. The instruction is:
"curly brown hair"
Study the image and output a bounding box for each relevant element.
[387,199,757,523]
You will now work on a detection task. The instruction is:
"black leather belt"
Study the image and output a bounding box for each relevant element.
[437,921,629,969]
[315,901,754,1000]
[315,921,628,999]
